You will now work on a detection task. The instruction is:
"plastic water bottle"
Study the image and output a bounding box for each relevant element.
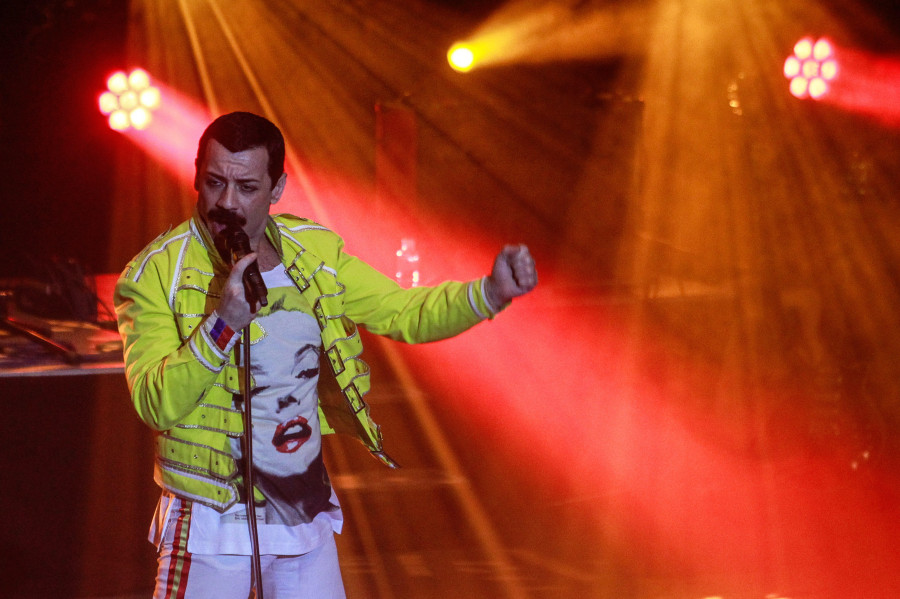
[395,238,420,288]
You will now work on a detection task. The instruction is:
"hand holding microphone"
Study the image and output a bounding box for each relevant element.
[221,224,269,308]
[210,213,269,332]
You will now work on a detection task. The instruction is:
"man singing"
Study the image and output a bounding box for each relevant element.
[115,111,537,598]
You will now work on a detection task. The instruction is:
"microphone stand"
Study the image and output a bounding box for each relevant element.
[239,327,265,599]
[219,220,269,597]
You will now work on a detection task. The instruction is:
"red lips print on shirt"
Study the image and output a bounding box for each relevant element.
[272,416,312,453]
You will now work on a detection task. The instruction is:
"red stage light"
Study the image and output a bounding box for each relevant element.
[783,56,800,78]
[794,37,813,60]
[813,38,833,61]
[98,68,162,131]
[809,78,829,99]
[785,37,838,100]
[802,59,819,78]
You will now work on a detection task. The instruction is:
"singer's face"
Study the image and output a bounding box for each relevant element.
[196,139,286,246]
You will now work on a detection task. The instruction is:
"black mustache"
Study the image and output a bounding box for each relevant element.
[208,208,246,227]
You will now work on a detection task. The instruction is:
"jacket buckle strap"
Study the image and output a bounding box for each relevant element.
[343,383,366,413]
[313,302,327,328]
[326,345,345,375]
[286,264,310,292]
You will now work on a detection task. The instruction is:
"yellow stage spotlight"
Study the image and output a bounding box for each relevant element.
[448,43,476,72]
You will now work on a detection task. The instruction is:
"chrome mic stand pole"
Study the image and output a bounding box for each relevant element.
[240,327,265,599]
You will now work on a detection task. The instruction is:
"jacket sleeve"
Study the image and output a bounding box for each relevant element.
[114,256,237,431]
[334,240,503,343]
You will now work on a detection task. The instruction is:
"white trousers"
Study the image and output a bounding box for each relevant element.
[154,510,346,599]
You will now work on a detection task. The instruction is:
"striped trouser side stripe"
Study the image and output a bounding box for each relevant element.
[162,503,192,598]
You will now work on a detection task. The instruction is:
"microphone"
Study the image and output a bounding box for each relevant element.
[222,224,268,307]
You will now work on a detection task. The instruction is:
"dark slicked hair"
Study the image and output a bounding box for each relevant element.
[195,112,286,188]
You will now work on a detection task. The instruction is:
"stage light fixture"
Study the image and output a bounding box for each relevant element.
[448,43,476,72]
[107,72,129,95]
[98,68,161,131]
[784,37,838,100]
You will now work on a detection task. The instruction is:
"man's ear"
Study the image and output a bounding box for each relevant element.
[270,172,287,204]
[193,159,200,191]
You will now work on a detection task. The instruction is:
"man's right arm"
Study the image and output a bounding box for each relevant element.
[114,260,238,431]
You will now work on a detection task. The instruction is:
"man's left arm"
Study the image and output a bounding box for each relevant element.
[337,242,537,343]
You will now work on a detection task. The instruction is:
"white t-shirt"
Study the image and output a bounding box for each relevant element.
[150,264,343,555]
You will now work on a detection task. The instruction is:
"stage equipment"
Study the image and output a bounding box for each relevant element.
[448,43,476,72]
[239,328,265,599]
[0,266,123,376]
[98,68,162,131]
[784,37,838,100]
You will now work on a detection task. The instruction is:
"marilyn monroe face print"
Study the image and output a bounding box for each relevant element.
[235,305,338,525]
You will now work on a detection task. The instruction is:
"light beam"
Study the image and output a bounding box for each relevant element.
[447,2,648,70]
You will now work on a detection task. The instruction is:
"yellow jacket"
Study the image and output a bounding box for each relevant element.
[115,212,500,510]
